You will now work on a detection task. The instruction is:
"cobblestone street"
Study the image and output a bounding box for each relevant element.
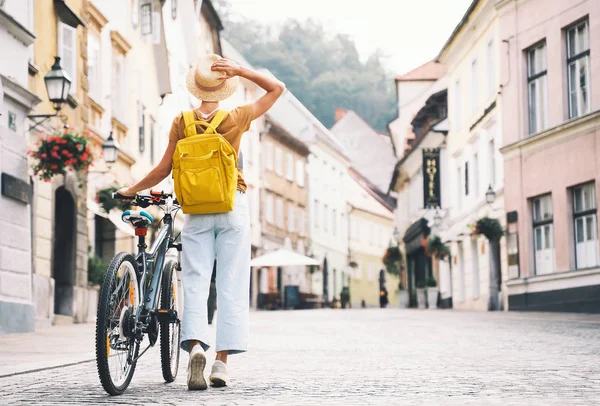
[2,309,600,405]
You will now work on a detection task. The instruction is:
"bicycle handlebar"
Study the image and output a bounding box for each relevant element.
[112,191,179,208]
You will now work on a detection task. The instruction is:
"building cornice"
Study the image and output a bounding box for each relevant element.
[85,2,108,32]
[110,30,132,55]
[0,74,41,110]
[0,7,35,46]
[500,110,600,159]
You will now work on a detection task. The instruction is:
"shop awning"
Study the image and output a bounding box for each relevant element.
[250,249,321,268]
[88,199,135,237]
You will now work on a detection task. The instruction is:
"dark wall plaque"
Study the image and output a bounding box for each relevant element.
[1,173,32,204]
[422,148,441,208]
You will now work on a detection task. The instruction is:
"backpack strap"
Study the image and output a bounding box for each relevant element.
[205,110,228,134]
[181,110,229,137]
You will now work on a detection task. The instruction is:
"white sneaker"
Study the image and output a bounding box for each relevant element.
[187,345,207,390]
[209,360,230,387]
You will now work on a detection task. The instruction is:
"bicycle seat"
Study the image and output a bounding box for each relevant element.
[121,210,154,227]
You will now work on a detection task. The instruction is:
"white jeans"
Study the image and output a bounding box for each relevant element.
[180,191,251,354]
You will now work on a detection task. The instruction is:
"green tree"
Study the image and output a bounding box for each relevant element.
[217,5,396,132]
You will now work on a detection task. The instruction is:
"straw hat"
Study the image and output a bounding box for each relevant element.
[185,54,239,102]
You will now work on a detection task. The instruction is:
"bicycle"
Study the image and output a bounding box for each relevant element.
[95,190,182,395]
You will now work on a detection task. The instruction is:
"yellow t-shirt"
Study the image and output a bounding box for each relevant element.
[168,104,253,192]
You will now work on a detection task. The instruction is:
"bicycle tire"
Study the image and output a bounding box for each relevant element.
[95,253,140,396]
[160,260,181,383]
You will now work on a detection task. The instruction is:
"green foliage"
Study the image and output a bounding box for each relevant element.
[88,255,108,286]
[471,217,504,242]
[221,15,396,132]
[96,186,122,213]
[415,280,425,289]
[426,277,438,288]
[427,235,450,260]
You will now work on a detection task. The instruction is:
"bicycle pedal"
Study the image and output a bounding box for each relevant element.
[155,309,179,323]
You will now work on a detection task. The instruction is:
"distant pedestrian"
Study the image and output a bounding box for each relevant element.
[379,289,389,308]
[361,299,366,308]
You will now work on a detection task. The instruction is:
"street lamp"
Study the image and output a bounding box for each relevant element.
[102,131,119,164]
[28,57,71,131]
[433,210,442,227]
[392,227,400,243]
[486,184,496,205]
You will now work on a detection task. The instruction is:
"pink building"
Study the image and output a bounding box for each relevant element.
[498,0,600,312]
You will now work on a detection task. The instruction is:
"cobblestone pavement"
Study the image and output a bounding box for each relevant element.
[2,309,600,405]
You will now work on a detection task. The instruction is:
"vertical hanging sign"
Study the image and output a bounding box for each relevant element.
[422,148,441,208]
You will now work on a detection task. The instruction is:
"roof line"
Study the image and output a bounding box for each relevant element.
[435,0,480,62]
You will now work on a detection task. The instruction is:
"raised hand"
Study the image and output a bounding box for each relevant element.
[211,58,243,80]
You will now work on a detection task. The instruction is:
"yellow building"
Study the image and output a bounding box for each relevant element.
[347,170,398,307]
[28,0,92,327]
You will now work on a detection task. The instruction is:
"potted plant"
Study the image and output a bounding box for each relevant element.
[340,287,350,309]
[416,280,426,309]
[468,217,504,242]
[426,277,438,309]
[383,244,403,267]
[29,127,94,186]
[426,235,451,260]
[397,281,409,309]
[96,185,123,213]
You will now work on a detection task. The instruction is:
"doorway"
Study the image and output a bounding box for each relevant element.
[52,187,77,316]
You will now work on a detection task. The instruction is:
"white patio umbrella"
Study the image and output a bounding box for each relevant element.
[250,248,320,268]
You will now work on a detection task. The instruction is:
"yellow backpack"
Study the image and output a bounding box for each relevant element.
[172,110,238,214]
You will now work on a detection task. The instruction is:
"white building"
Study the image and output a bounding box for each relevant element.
[268,90,351,302]
[0,0,39,333]
[437,0,506,311]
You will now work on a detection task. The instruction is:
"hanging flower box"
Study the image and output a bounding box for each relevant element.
[426,235,450,260]
[29,127,94,186]
[468,217,504,242]
[383,245,402,266]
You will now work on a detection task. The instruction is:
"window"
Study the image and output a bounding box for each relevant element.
[286,153,294,181]
[276,198,284,227]
[573,182,598,269]
[533,194,555,275]
[314,199,319,228]
[487,39,495,97]
[87,35,100,101]
[265,142,273,171]
[323,204,328,232]
[464,161,469,196]
[297,207,305,235]
[473,153,479,197]
[368,263,375,281]
[488,139,496,188]
[58,23,77,94]
[288,202,295,232]
[454,80,462,129]
[112,53,125,120]
[456,166,462,210]
[266,194,274,224]
[141,2,152,35]
[567,19,591,119]
[527,42,548,134]
[150,117,155,163]
[132,0,139,27]
[471,59,478,113]
[332,209,337,236]
[138,102,145,152]
[296,160,305,187]
[275,147,283,176]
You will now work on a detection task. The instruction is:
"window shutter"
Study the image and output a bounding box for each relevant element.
[58,22,77,94]
[152,11,161,44]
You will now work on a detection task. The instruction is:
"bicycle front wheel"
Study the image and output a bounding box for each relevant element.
[95,253,140,396]
[160,260,181,382]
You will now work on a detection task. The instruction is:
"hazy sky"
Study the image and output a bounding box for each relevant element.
[224,0,474,75]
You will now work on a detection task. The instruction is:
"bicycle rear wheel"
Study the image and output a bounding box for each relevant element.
[95,253,140,396]
[160,260,181,382]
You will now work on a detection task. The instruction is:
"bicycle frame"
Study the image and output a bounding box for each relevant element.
[133,196,180,319]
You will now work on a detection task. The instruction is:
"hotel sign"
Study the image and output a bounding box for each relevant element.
[422,148,441,209]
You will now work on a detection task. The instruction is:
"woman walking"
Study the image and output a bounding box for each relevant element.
[116,54,285,390]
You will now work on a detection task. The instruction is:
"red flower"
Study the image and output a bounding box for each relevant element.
[61,150,69,155]
[51,152,60,159]
[81,152,89,162]
[52,145,60,151]
[50,164,58,170]
[40,153,47,159]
